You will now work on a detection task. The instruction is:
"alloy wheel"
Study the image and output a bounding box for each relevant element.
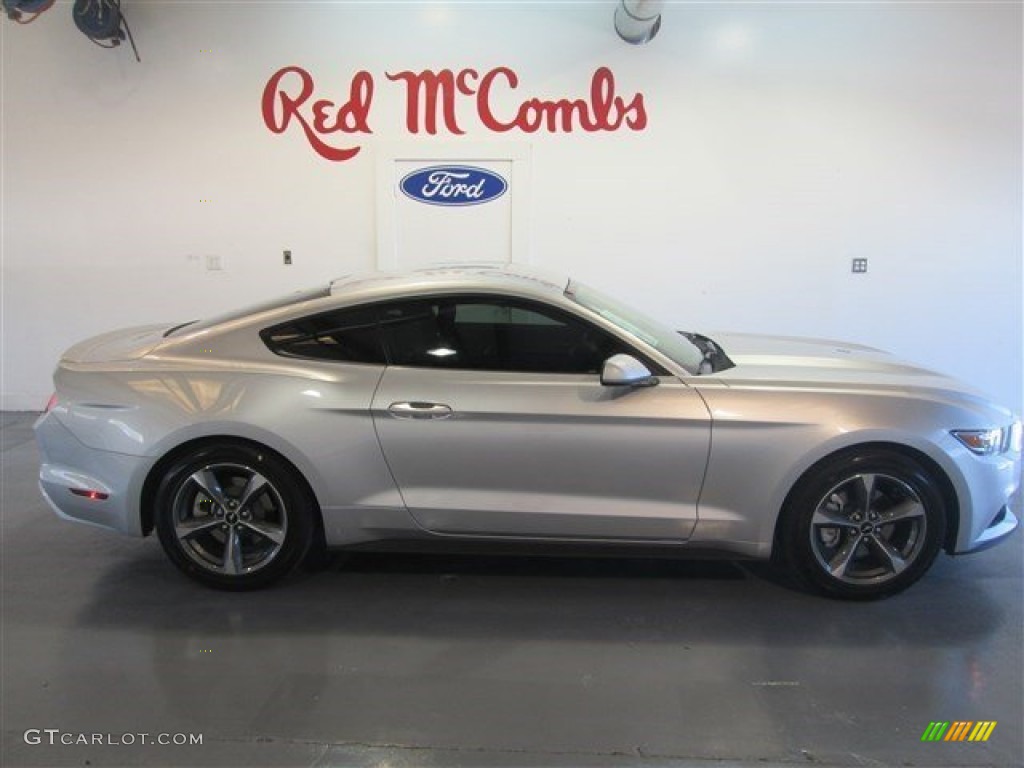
[808,472,928,585]
[171,462,289,577]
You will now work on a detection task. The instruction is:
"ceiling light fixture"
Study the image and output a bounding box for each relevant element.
[615,0,664,45]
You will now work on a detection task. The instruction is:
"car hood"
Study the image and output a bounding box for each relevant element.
[706,331,986,399]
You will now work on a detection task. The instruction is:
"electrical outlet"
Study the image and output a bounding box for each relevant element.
[851,258,868,274]
[283,250,292,265]
[205,255,223,271]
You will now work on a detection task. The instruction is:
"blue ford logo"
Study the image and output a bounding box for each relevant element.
[399,165,508,207]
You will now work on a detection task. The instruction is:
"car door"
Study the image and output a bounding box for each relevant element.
[369,295,711,541]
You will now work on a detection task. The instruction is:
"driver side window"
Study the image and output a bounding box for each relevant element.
[379,296,637,374]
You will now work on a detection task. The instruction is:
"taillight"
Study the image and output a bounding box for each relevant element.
[44,393,58,412]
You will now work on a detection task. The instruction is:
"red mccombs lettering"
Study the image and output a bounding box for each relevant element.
[261,66,374,163]
[261,65,648,162]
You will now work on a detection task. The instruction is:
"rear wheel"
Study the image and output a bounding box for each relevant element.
[779,449,947,599]
[155,443,315,590]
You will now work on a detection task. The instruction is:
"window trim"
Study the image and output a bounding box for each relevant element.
[261,293,670,376]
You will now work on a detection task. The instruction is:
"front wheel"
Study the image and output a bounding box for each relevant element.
[154,443,316,590]
[779,449,947,599]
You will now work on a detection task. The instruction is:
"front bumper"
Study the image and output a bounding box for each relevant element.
[959,504,1019,553]
[950,445,1021,554]
[34,411,147,536]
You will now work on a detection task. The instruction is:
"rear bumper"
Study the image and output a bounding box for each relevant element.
[34,411,147,536]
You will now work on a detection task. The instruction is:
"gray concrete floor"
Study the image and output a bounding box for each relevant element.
[1,410,1021,768]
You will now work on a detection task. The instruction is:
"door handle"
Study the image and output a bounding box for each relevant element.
[387,401,453,420]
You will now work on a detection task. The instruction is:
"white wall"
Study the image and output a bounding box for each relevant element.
[2,1,1021,411]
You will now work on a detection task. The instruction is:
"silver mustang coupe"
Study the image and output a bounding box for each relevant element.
[35,265,1020,598]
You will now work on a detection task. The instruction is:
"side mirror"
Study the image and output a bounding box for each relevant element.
[600,354,659,387]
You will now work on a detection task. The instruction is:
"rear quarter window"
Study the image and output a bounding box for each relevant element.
[261,305,385,364]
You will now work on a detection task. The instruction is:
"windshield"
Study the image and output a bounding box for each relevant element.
[164,286,331,337]
[567,282,704,374]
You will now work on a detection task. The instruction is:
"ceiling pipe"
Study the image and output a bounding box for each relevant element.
[615,0,664,45]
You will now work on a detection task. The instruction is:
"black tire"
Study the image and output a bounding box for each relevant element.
[154,442,316,590]
[778,449,947,600]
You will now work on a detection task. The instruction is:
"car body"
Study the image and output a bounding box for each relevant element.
[34,265,1021,597]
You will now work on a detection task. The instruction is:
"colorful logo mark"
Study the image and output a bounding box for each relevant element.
[400,166,508,207]
[921,721,997,742]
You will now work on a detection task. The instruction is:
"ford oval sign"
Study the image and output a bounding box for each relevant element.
[400,165,508,207]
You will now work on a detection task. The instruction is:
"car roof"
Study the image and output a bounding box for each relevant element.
[329,263,571,302]
[161,264,577,345]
